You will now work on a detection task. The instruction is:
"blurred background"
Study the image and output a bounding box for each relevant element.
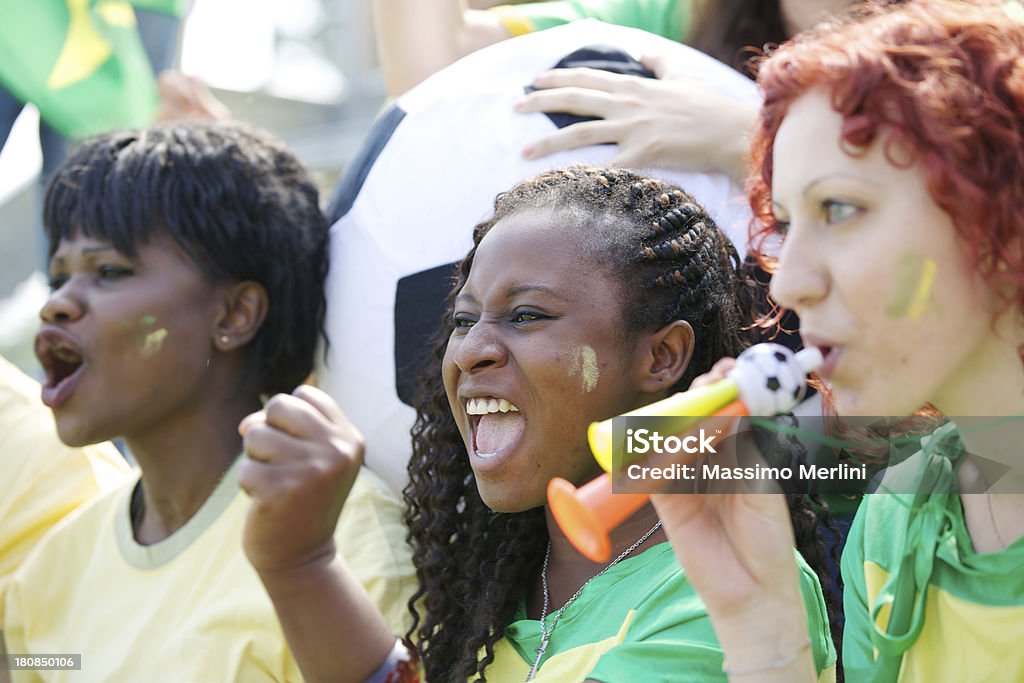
[0,0,388,373]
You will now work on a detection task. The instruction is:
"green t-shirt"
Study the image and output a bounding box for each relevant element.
[841,422,1024,682]
[482,541,836,681]
[491,0,690,43]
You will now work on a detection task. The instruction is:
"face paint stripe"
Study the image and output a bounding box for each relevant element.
[906,257,937,321]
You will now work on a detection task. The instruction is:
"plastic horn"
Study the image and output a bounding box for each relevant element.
[550,344,824,562]
[548,400,747,562]
[587,345,825,472]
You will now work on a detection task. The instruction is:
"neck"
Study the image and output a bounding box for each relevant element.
[126,394,261,545]
[933,316,1024,420]
[532,502,665,617]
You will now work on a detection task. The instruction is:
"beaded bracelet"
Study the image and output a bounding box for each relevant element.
[721,638,812,677]
[364,638,423,683]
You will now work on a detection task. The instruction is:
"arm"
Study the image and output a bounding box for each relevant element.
[649,359,817,683]
[372,0,511,96]
[515,52,757,184]
[254,555,396,683]
[238,385,397,683]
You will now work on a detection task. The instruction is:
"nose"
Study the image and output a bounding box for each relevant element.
[450,320,508,373]
[768,229,828,314]
[39,277,85,324]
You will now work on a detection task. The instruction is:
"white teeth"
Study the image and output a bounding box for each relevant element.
[52,344,82,363]
[466,397,520,415]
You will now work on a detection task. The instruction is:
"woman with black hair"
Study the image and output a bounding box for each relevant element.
[242,165,838,682]
[1,122,416,682]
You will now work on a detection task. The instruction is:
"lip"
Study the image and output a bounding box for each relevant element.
[35,326,87,409]
[799,333,842,380]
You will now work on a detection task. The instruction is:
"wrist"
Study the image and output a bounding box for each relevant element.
[254,542,338,593]
[709,599,811,670]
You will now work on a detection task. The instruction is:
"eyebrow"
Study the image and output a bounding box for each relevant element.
[773,172,881,213]
[51,245,116,262]
[802,172,879,195]
[81,245,115,255]
[506,284,565,300]
[453,284,567,305]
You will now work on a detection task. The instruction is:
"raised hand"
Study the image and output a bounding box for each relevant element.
[650,359,817,681]
[515,52,757,183]
[238,384,365,574]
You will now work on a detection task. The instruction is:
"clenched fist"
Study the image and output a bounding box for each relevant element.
[238,384,365,574]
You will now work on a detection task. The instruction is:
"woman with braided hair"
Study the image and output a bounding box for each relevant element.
[240,164,837,682]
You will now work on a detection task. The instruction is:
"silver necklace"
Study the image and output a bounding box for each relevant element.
[525,520,663,682]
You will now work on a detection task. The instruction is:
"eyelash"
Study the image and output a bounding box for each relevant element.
[511,310,548,324]
[98,265,134,280]
[450,309,551,331]
[771,199,862,235]
[822,199,861,225]
[47,265,134,291]
[451,313,477,330]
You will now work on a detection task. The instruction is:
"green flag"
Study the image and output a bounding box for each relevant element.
[0,0,160,139]
[128,0,188,17]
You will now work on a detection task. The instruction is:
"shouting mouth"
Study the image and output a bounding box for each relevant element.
[36,329,86,409]
[466,396,525,460]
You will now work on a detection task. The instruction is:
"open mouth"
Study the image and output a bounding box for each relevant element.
[36,332,86,409]
[814,345,841,380]
[465,396,525,459]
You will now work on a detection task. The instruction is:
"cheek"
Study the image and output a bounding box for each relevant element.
[883,251,940,322]
[566,345,601,393]
[441,342,460,411]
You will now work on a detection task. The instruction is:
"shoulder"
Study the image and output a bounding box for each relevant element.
[3,478,132,622]
[490,0,688,40]
[14,478,133,571]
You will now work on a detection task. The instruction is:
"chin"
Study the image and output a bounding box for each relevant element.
[54,416,112,449]
[477,487,544,515]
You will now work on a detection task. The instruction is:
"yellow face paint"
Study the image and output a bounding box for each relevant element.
[887,252,936,320]
[140,328,168,357]
[906,258,937,321]
[569,345,600,393]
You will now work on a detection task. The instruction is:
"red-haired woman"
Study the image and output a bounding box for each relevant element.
[655,1,1024,681]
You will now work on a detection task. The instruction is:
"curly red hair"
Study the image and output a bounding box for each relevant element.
[748,0,1024,322]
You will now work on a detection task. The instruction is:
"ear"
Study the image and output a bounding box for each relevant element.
[212,281,268,352]
[634,320,693,394]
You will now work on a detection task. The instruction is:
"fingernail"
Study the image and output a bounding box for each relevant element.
[521,146,535,159]
[238,413,257,436]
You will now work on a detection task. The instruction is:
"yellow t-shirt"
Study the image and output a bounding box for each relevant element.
[0,356,129,624]
[3,461,416,682]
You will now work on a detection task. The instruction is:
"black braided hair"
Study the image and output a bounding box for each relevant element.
[403,166,818,682]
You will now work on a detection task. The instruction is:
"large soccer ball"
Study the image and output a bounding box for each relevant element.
[319,20,761,493]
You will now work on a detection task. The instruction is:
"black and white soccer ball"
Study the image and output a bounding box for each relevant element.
[728,344,824,417]
[318,20,761,492]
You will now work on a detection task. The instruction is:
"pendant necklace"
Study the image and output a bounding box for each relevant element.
[525,519,663,682]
